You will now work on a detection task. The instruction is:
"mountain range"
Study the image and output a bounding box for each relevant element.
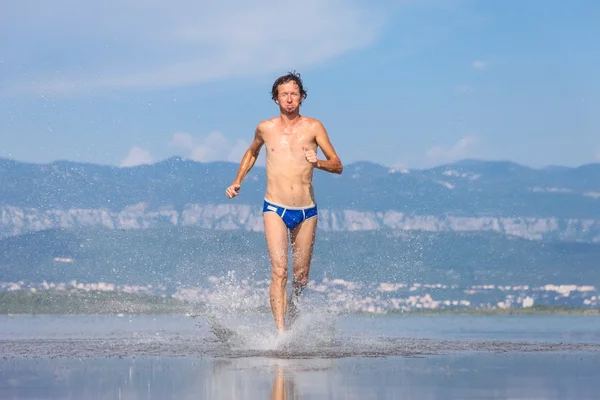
[1,156,599,241]
[1,156,599,288]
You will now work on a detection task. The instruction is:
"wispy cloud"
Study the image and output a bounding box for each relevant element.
[120,146,152,167]
[2,0,386,97]
[169,131,249,163]
[425,135,479,165]
[472,60,488,70]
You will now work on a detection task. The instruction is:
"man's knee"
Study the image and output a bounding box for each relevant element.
[271,266,288,286]
[293,269,309,287]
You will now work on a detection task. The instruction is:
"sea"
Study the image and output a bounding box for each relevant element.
[2,312,600,399]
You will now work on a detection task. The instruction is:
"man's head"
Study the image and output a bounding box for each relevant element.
[271,71,308,110]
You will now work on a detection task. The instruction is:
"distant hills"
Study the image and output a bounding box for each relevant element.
[1,156,599,241]
[1,156,599,287]
[1,156,599,217]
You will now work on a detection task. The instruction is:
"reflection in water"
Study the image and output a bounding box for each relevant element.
[204,357,334,399]
[271,365,300,400]
[1,353,600,399]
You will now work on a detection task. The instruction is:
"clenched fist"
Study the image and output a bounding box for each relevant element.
[302,146,318,166]
[225,183,241,199]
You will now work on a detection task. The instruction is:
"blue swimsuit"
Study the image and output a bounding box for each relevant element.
[263,198,318,230]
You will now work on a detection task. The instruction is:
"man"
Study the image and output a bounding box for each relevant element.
[225,71,343,333]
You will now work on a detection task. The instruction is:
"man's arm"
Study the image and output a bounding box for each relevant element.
[225,124,264,199]
[232,124,264,185]
[314,121,343,174]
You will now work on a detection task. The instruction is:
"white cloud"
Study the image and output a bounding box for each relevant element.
[2,0,387,96]
[426,135,479,165]
[120,146,152,167]
[169,132,195,150]
[472,60,488,70]
[226,139,250,163]
[169,131,249,163]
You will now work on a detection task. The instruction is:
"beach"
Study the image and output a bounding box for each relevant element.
[2,313,600,399]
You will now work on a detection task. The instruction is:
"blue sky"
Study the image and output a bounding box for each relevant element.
[1,0,599,170]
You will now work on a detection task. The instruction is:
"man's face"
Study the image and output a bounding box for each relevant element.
[277,81,302,112]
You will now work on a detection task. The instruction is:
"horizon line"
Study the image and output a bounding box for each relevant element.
[0,155,598,171]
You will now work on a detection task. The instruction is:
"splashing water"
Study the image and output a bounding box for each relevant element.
[194,271,339,354]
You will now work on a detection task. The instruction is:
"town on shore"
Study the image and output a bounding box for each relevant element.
[1,278,598,315]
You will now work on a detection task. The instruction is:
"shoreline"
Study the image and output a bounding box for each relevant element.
[1,290,598,316]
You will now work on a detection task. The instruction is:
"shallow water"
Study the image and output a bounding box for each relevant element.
[2,353,600,399]
[4,313,600,342]
[1,314,600,399]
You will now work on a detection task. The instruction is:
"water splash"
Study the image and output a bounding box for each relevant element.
[193,271,340,355]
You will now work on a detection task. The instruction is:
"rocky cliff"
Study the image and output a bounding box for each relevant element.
[1,157,599,241]
[2,203,599,242]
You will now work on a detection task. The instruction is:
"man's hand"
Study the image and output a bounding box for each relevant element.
[303,146,318,167]
[225,183,241,199]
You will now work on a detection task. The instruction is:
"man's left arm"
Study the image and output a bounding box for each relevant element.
[314,121,343,174]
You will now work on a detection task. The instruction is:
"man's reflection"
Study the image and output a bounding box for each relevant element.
[271,365,300,400]
[206,357,334,398]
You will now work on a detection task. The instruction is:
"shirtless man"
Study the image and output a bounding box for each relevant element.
[225,71,343,333]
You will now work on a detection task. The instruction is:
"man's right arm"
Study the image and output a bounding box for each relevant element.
[232,124,264,185]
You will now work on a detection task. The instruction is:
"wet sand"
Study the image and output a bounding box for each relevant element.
[2,313,600,359]
[2,334,600,360]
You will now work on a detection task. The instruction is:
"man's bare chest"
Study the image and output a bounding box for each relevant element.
[263,130,314,153]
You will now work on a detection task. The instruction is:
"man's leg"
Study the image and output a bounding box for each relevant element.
[287,216,318,326]
[264,212,290,333]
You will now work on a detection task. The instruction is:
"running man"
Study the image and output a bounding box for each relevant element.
[225,71,343,333]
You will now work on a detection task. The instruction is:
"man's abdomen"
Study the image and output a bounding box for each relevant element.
[265,174,315,208]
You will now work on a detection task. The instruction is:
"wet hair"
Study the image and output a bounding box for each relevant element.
[271,71,308,104]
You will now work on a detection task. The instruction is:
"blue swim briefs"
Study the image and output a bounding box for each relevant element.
[262,198,318,230]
